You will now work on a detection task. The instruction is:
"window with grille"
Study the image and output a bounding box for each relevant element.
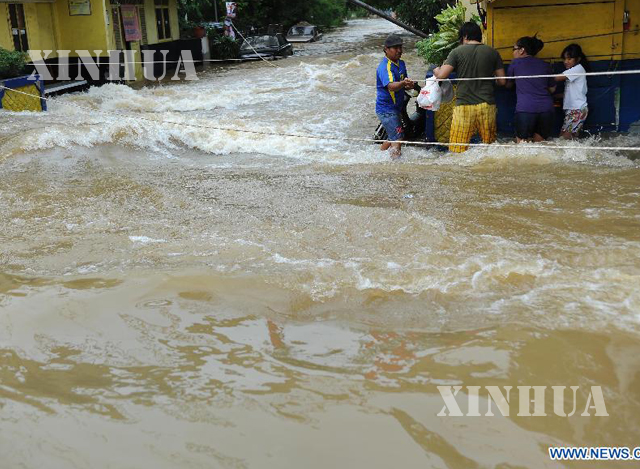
[8,3,29,52]
[154,0,171,40]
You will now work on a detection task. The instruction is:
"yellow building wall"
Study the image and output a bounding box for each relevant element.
[169,0,179,41]
[144,0,158,44]
[0,4,11,50]
[487,0,621,63]
[144,0,180,44]
[23,3,58,53]
[2,0,105,58]
[2,0,179,57]
[0,3,57,56]
[53,0,110,57]
[35,3,57,50]
[622,0,640,59]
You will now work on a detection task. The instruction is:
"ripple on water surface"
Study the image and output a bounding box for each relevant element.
[1,17,640,469]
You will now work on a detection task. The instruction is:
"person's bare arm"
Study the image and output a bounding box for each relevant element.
[387,78,415,92]
[433,65,454,80]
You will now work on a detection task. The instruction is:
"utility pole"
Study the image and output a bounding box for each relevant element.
[214,0,218,22]
[346,0,429,38]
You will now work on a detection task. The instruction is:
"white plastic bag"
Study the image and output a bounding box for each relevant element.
[417,77,442,111]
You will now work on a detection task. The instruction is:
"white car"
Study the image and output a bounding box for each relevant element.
[286,24,322,43]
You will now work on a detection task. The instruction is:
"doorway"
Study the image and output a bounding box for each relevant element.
[8,3,28,51]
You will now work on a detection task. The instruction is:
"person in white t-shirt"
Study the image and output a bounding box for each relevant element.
[555,44,589,139]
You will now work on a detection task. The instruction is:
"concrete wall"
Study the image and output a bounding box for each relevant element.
[460,0,477,20]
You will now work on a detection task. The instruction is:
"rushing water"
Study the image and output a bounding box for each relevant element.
[1,18,640,469]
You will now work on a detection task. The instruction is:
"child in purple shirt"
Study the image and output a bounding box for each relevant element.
[507,36,557,142]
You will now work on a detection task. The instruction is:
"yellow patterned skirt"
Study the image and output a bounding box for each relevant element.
[449,102,497,153]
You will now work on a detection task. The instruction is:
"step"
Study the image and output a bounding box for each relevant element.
[44,80,89,95]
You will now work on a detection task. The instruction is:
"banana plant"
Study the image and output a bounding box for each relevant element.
[416,1,480,66]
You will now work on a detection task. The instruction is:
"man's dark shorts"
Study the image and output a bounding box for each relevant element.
[377,112,404,141]
[515,111,555,140]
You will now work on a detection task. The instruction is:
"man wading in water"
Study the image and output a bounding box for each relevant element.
[376,34,416,159]
[433,22,506,153]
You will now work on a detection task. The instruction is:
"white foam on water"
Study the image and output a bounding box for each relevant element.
[425,137,640,169]
[3,50,639,169]
[129,236,166,244]
[1,18,638,336]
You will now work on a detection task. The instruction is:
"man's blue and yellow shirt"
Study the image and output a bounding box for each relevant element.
[376,57,408,114]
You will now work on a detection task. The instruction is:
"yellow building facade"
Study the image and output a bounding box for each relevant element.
[0,0,179,61]
[477,0,640,62]
[469,0,640,133]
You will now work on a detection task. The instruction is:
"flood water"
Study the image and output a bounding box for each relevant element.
[1,18,640,469]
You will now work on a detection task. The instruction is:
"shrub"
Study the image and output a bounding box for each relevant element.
[0,47,28,80]
[210,35,240,60]
[415,1,481,66]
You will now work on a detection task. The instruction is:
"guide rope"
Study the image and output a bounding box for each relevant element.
[433,69,640,82]
[1,70,640,154]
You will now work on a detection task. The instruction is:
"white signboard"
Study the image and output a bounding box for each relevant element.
[226,2,237,18]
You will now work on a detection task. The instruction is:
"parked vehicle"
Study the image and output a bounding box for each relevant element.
[202,22,224,32]
[239,34,293,60]
[286,23,322,43]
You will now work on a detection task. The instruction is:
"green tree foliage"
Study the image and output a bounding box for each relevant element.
[415,2,481,65]
[0,47,27,80]
[179,0,347,30]
[309,0,347,28]
[390,0,455,34]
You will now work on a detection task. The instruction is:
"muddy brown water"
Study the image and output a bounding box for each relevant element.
[1,18,640,469]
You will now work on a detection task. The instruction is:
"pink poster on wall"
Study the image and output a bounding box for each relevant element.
[121,5,142,42]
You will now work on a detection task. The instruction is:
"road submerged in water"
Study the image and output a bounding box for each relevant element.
[1,17,640,469]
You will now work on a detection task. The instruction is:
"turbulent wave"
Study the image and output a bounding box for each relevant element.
[0,43,637,167]
[2,19,640,469]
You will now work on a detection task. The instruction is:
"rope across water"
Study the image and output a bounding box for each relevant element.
[1,67,640,154]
